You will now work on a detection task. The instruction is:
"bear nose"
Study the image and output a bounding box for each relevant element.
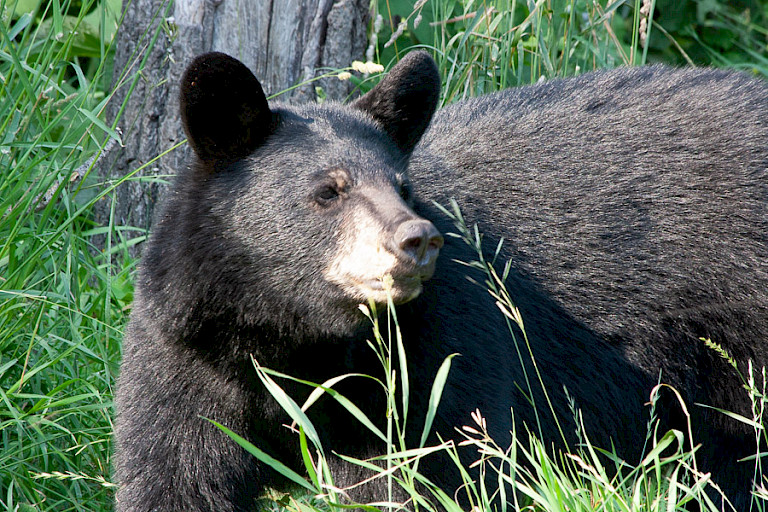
[395,219,444,265]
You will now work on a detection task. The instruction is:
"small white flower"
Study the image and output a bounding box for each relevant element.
[352,61,385,74]
[367,61,384,73]
[337,71,352,81]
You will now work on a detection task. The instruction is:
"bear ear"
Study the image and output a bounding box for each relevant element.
[180,52,273,163]
[352,51,441,154]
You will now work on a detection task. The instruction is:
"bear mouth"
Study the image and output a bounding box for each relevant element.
[331,270,431,306]
[358,275,425,305]
[324,240,439,307]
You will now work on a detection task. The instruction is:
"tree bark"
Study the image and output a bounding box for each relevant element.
[96,0,369,253]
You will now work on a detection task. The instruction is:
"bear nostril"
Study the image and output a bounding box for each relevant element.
[396,220,443,263]
[427,233,444,251]
[402,237,423,253]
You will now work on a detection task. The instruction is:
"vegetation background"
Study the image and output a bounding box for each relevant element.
[1,0,767,510]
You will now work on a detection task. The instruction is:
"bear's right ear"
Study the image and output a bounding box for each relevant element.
[352,51,440,154]
[180,52,273,162]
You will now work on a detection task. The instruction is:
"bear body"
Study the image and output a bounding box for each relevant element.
[115,52,768,511]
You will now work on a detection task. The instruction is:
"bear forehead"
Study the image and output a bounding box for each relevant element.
[276,103,402,153]
[250,106,407,181]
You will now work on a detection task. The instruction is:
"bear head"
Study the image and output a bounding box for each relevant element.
[145,51,443,339]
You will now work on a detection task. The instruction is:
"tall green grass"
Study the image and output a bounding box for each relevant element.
[371,0,768,103]
[1,0,767,510]
[371,0,660,102]
[0,0,170,508]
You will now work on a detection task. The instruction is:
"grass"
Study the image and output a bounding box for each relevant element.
[0,0,167,509]
[372,0,768,101]
[1,0,767,510]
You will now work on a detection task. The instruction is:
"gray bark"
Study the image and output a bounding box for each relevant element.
[96,0,369,253]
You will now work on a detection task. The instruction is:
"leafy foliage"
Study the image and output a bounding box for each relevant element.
[371,0,768,104]
[0,0,162,509]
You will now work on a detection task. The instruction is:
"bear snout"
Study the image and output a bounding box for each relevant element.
[394,219,444,268]
[323,213,442,305]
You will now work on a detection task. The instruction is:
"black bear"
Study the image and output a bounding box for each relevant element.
[115,50,768,511]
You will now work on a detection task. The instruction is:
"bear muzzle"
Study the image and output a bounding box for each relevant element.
[324,216,443,306]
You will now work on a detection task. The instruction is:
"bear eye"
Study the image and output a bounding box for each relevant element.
[395,173,412,202]
[399,182,412,202]
[314,185,340,207]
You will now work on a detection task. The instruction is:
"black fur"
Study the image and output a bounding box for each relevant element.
[180,52,274,162]
[115,52,768,511]
[351,51,440,153]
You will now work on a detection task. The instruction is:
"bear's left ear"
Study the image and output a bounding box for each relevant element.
[180,52,273,163]
[352,51,440,154]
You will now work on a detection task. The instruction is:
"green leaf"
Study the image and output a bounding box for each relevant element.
[75,105,123,144]
[252,358,325,453]
[261,367,388,442]
[205,418,317,493]
[419,354,457,448]
[640,429,684,466]
[298,427,318,486]
[8,13,33,40]
[697,402,764,430]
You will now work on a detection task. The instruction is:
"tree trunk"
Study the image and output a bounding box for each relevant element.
[96,0,369,253]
